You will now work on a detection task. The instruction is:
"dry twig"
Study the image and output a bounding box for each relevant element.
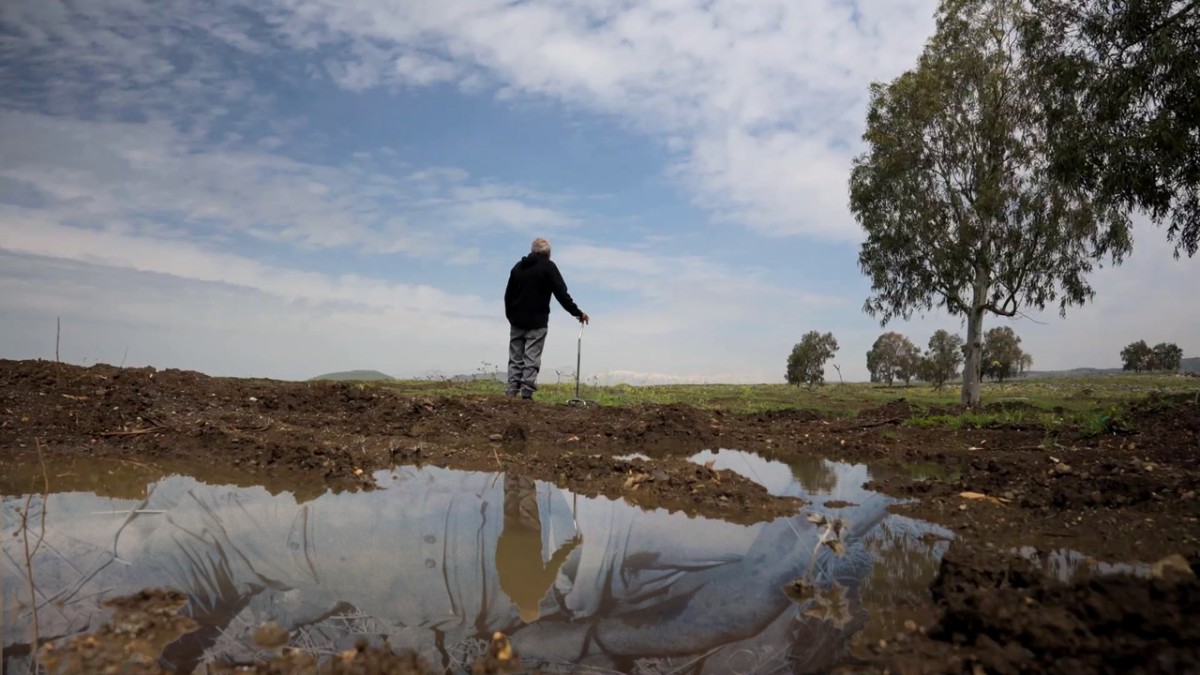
[20,438,51,672]
[97,425,168,437]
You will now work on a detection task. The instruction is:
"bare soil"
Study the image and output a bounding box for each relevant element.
[4,358,1200,674]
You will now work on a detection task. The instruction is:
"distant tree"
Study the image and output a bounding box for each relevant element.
[921,329,965,390]
[1018,352,1033,377]
[1121,340,1153,372]
[1149,342,1184,372]
[981,326,1027,382]
[850,0,1131,407]
[866,332,921,386]
[786,331,840,387]
[1022,0,1200,258]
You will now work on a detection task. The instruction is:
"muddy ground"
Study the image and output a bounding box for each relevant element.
[3,358,1199,673]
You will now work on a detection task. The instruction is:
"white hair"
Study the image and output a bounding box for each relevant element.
[531,237,551,255]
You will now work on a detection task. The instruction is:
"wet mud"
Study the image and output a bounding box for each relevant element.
[4,358,1200,673]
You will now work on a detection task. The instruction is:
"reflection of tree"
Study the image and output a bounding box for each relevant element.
[850,518,949,655]
[787,459,839,495]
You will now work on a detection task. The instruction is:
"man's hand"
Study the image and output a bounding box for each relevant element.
[579,312,590,325]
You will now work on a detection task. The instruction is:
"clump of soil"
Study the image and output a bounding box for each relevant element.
[39,589,198,675]
[860,543,1200,675]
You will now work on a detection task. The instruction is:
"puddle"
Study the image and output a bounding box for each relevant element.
[1012,546,1152,582]
[4,450,954,674]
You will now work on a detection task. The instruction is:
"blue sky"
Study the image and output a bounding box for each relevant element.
[1,0,1196,383]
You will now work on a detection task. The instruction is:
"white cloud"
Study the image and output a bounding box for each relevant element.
[0,110,576,257]
[252,0,940,240]
[0,253,502,380]
[0,212,494,319]
[5,0,941,240]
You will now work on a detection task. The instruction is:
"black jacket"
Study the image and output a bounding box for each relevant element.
[504,252,583,329]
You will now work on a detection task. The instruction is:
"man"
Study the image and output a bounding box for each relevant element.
[504,237,588,399]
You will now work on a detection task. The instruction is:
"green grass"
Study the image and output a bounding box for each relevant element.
[378,373,1199,426]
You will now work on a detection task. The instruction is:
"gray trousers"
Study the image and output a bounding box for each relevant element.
[507,326,548,396]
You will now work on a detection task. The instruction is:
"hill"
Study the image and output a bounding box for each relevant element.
[309,370,395,382]
[1183,357,1200,373]
[1022,367,1124,379]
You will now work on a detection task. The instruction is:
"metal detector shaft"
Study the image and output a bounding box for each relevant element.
[574,323,583,399]
[567,322,595,406]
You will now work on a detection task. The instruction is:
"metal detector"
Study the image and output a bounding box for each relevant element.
[566,322,599,407]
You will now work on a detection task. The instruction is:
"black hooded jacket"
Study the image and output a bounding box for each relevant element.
[504,252,583,330]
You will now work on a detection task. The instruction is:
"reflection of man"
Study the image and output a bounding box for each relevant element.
[496,474,580,623]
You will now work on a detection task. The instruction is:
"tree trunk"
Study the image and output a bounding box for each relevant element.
[961,266,989,407]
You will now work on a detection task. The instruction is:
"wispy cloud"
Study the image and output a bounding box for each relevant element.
[0,111,577,256]
[4,0,939,240]
[254,0,941,240]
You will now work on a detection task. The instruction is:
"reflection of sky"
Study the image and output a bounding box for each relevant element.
[5,455,952,674]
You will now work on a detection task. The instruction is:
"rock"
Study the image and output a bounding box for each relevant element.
[487,434,503,443]
[1151,554,1195,580]
[1054,463,1072,475]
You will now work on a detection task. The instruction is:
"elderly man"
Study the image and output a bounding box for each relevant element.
[504,237,588,399]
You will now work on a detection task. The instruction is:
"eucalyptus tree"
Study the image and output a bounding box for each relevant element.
[849,0,1131,407]
[1023,0,1200,258]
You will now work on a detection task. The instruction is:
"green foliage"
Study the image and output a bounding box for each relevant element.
[849,0,1131,408]
[981,326,1030,382]
[866,332,921,386]
[1081,405,1136,437]
[920,329,965,389]
[1121,340,1183,372]
[1023,0,1200,258]
[1151,342,1185,372]
[1121,340,1153,372]
[787,331,840,387]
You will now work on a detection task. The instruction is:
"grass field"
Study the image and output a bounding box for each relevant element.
[380,373,1200,431]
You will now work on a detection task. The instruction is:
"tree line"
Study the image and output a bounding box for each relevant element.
[787,327,1030,388]
[1120,341,1184,373]
[788,330,1188,387]
[847,0,1198,406]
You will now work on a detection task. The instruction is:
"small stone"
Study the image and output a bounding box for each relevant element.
[1150,554,1194,580]
[958,504,968,511]
[487,434,503,442]
[1054,463,1072,475]
[903,620,918,632]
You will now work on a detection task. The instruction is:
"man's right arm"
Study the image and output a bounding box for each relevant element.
[548,264,587,323]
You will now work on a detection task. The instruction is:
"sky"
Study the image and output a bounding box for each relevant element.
[0,0,1196,385]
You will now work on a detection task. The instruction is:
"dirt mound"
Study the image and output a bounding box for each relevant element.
[857,398,915,420]
[874,544,1200,674]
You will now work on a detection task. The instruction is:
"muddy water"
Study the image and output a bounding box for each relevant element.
[5,450,953,674]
